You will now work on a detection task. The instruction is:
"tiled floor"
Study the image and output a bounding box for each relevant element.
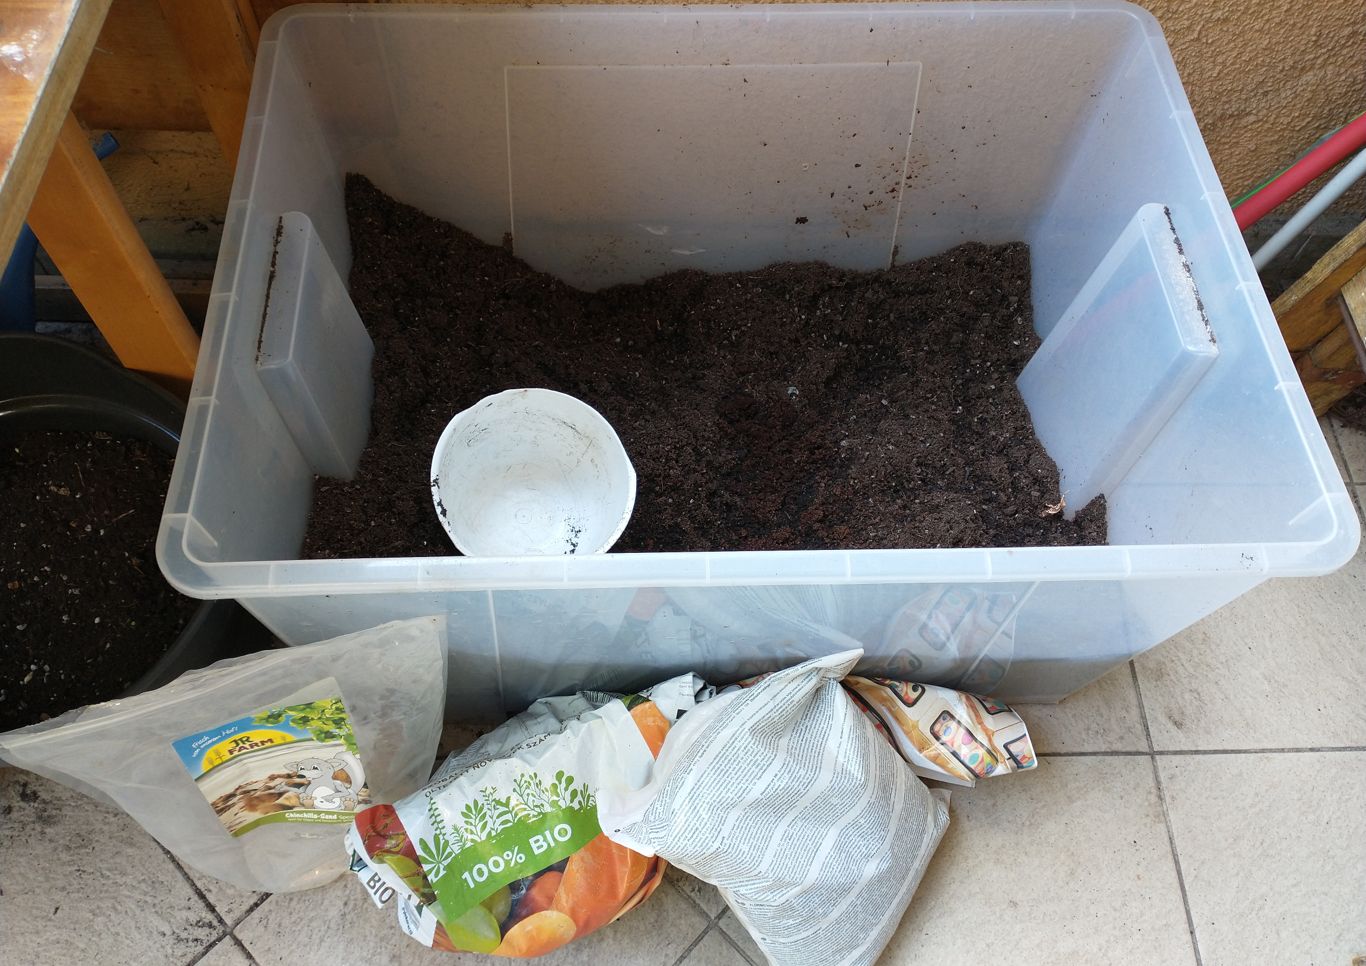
[3,420,1365,966]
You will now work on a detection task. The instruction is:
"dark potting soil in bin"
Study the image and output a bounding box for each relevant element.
[302,175,1106,558]
[0,432,198,729]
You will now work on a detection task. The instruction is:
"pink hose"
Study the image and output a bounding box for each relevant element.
[1234,111,1366,230]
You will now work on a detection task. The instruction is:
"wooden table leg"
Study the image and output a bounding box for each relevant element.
[28,112,199,395]
[157,0,257,169]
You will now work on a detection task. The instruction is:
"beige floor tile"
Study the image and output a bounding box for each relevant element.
[667,864,727,917]
[686,926,755,966]
[1322,417,1351,484]
[1135,537,1366,750]
[881,758,1194,966]
[237,871,707,966]
[1331,416,1366,483]
[236,877,439,966]
[717,910,764,965]
[0,769,223,966]
[178,859,263,925]
[198,936,255,966]
[1016,663,1146,753]
[1160,752,1366,966]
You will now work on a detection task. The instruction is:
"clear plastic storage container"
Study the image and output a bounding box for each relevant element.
[159,2,1358,718]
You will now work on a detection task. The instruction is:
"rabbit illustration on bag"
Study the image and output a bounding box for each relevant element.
[288,751,365,810]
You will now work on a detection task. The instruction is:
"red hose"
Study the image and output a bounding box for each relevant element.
[1234,111,1366,230]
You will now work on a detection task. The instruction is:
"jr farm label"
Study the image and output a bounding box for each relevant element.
[173,683,369,836]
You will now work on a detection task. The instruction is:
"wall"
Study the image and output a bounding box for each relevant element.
[1147,0,1366,213]
[82,0,1366,258]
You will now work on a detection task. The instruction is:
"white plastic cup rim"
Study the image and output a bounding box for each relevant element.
[429,388,636,556]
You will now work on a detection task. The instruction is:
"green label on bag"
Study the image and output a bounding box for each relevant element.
[419,769,603,922]
[433,807,599,917]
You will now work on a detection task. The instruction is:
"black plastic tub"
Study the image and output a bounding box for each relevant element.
[0,334,272,700]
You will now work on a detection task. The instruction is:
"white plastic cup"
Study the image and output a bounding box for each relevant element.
[429,389,636,556]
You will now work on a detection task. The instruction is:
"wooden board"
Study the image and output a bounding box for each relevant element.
[72,0,207,132]
[1272,220,1366,415]
[1286,336,1365,415]
[156,0,255,166]
[0,0,113,260]
[234,0,259,48]
[1272,217,1366,353]
[72,0,259,142]
[35,271,211,324]
[1340,265,1366,345]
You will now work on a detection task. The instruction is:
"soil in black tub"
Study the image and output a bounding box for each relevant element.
[1,431,198,729]
[302,175,1106,558]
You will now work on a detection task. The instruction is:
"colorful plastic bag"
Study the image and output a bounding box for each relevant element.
[347,673,710,956]
[0,617,446,893]
[842,677,1036,786]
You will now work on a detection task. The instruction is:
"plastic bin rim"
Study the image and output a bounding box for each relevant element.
[259,0,1162,42]
[157,528,1361,598]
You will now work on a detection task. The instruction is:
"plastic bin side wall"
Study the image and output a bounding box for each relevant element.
[242,566,1265,714]
[285,7,1142,279]
[1030,13,1356,564]
[162,35,352,590]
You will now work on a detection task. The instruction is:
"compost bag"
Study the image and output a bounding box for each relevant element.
[346,672,711,956]
[0,617,446,893]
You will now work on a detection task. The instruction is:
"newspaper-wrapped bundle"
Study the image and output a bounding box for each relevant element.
[599,651,951,966]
